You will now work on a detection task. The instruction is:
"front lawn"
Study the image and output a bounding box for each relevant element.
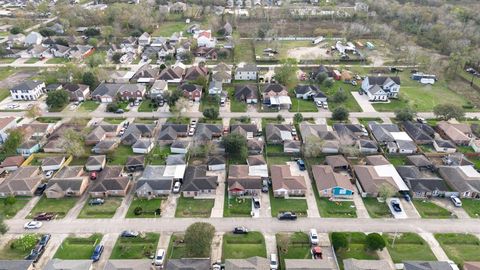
[78,100,100,112]
[322,81,362,112]
[0,234,38,259]
[166,117,190,124]
[332,232,379,270]
[175,196,214,218]
[358,117,382,127]
[224,196,252,217]
[126,198,163,218]
[168,234,188,259]
[222,232,266,260]
[269,190,308,217]
[152,21,186,36]
[412,199,453,219]
[227,86,247,112]
[46,58,70,64]
[435,233,480,266]
[316,197,356,218]
[276,232,311,269]
[36,117,62,123]
[78,197,123,218]
[110,233,159,259]
[461,199,480,218]
[29,197,78,219]
[289,98,318,112]
[362,198,391,218]
[54,234,103,259]
[25,58,39,64]
[0,197,30,219]
[138,99,157,112]
[383,232,436,263]
[107,145,134,165]
[103,118,125,125]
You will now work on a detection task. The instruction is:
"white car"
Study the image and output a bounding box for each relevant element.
[269,253,278,270]
[45,170,54,179]
[450,196,462,207]
[188,127,195,136]
[309,229,319,245]
[173,182,181,193]
[24,221,42,229]
[315,100,323,108]
[153,249,166,266]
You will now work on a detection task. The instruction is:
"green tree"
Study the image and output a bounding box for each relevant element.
[111,52,123,64]
[203,107,219,120]
[223,133,247,161]
[171,98,190,120]
[25,104,41,119]
[294,113,303,123]
[46,90,69,110]
[315,72,328,84]
[276,114,284,123]
[184,222,215,257]
[2,129,24,155]
[395,107,416,122]
[4,196,16,206]
[365,233,386,251]
[332,107,349,121]
[323,79,334,88]
[332,88,348,103]
[13,234,37,251]
[85,28,100,37]
[88,38,99,47]
[274,58,298,89]
[331,233,348,251]
[9,26,21,34]
[433,104,465,120]
[0,215,7,235]
[106,102,119,112]
[164,89,182,107]
[82,71,99,89]
[59,128,85,157]
[378,184,396,202]
[87,54,106,68]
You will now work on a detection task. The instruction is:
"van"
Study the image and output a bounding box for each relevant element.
[269,254,278,270]
[450,196,462,207]
[153,249,165,266]
[309,229,319,245]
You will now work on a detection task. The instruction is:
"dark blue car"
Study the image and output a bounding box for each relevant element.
[91,244,104,262]
[296,159,306,171]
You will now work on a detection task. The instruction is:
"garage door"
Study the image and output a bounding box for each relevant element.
[101,97,112,103]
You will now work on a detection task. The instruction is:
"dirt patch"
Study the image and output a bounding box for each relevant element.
[287,45,332,60]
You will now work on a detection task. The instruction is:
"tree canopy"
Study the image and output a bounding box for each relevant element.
[395,107,416,122]
[365,233,386,251]
[223,133,248,161]
[46,90,70,111]
[331,232,349,251]
[184,222,215,257]
[274,58,298,89]
[203,107,219,120]
[332,107,349,121]
[433,104,465,120]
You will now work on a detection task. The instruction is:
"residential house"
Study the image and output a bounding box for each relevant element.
[207,155,226,171]
[126,155,145,172]
[68,45,95,59]
[180,84,203,102]
[247,138,264,154]
[369,122,416,153]
[0,117,17,144]
[231,124,258,139]
[181,165,218,197]
[228,165,263,196]
[438,166,480,198]
[17,140,41,157]
[158,65,185,83]
[121,124,157,146]
[358,139,378,153]
[284,258,337,270]
[195,30,216,48]
[150,80,168,99]
[138,32,151,46]
[171,140,190,154]
[166,154,186,166]
[0,260,33,270]
[353,161,409,197]
[195,124,223,141]
[184,65,208,81]
[397,166,451,198]
[403,121,435,144]
[224,257,270,270]
[235,63,257,81]
[262,84,291,109]
[90,166,130,197]
[8,33,25,45]
[437,121,472,146]
[433,139,457,153]
[28,44,49,58]
[406,155,434,170]
[45,166,89,198]
[312,165,354,199]
[92,140,119,154]
[271,165,307,197]
[41,156,66,172]
[234,84,258,104]
[284,140,301,153]
[117,84,146,101]
[24,31,43,46]
[130,65,159,84]
[166,258,211,270]
[50,44,71,58]
[85,155,106,171]
[91,83,125,103]
[403,261,456,270]
[0,166,43,197]
[300,123,340,153]
[247,155,269,178]
[294,85,319,99]
[343,259,394,270]
[10,80,45,101]
[157,124,189,145]
[62,84,90,101]
[212,62,232,83]
[135,165,174,198]
[209,80,223,95]
[361,76,400,101]
[195,47,218,60]
[132,139,154,154]
[0,156,24,172]
[85,125,120,145]
[325,155,349,171]
[266,124,293,144]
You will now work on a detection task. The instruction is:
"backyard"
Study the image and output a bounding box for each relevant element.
[110,233,159,259]
[152,21,186,36]
[412,199,454,219]
[222,231,267,260]
[28,197,78,219]
[362,198,391,218]
[175,196,214,218]
[126,198,163,218]
[107,145,134,165]
[0,197,30,219]
[383,232,436,263]
[276,232,311,270]
[54,234,103,259]
[289,98,318,112]
[269,191,308,217]
[332,232,379,270]
[316,197,357,218]
[224,196,252,217]
[435,233,480,266]
[78,197,123,218]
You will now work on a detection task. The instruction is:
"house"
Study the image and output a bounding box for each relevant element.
[17,140,41,157]
[90,83,123,103]
[397,166,451,198]
[180,84,203,102]
[369,122,399,143]
[126,155,145,172]
[165,258,211,270]
[403,261,456,270]
[361,76,400,101]
[206,155,226,171]
[171,140,190,154]
[271,165,306,197]
[138,32,151,46]
[343,259,393,270]
[8,33,25,45]
[433,139,457,153]
[121,124,157,146]
[266,124,293,144]
[136,165,174,198]
[403,121,434,144]
[284,258,337,270]
[68,45,95,59]
[262,84,291,109]
[212,63,232,81]
[44,259,92,270]
[299,123,340,153]
[166,154,186,166]
[437,121,472,146]
[63,84,90,101]
[150,80,168,99]
[195,30,216,48]
[247,138,264,154]
[294,85,319,99]
[41,156,66,172]
[92,140,119,154]
[0,260,33,270]
[0,116,17,144]
[358,139,378,153]
[231,124,258,139]
[104,260,152,270]
[406,155,434,170]
[24,31,43,46]
[132,139,154,154]
[0,156,24,171]
[85,125,120,145]
[284,140,301,153]
[437,166,480,198]
[208,80,223,95]
[45,166,89,198]
[228,165,263,196]
[225,257,270,270]
[85,155,106,171]
[234,84,258,104]
[353,162,409,197]
[181,165,218,198]
[90,166,130,198]
[10,80,45,101]
[157,124,189,145]
[158,64,185,83]
[312,165,354,199]
[195,47,218,60]
[195,124,223,141]
[325,155,349,171]
[117,84,146,101]
[235,63,258,80]
[22,122,59,141]
[184,65,208,81]
[0,166,43,197]
[130,65,159,84]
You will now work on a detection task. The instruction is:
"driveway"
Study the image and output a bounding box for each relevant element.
[288,162,320,217]
[264,232,277,256]
[387,198,408,219]
[210,170,226,218]
[399,199,421,218]
[351,92,376,112]
[14,196,41,219]
[94,233,120,270]
[33,233,68,270]
[419,232,450,261]
[259,191,272,218]
[113,188,134,219]
[162,194,180,218]
[211,232,224,264]
[64,192,90,220]
[352,193,370,218]
[431,198,470,219]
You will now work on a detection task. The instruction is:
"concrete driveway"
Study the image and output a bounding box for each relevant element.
[431,198,470,219]
[387,198,408,219]
[399,199,421,218]
[33,233,68,270]
[288,162,320,217]
[94,233,119,270]
[351,92,376,112]
[210,170,226,217]
[259,191,272,218]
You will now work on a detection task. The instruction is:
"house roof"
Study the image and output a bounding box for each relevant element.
[46,177,86,192]
[41,156,65,167]
[366,76,401,86]
[406,155,433,168]
[171,140,190,149]
[343,258,393,270]
[86,155,106,167]
[91,83,145,98]
[438,166,480,193]
[138,165,171,181]
[0,155,24,168]
[165,258,211,270]
[182,165,218,192]
[403,261,455,270]
[194,124,223,141]
[263,83,287,93]
[91,176,130,193]
[369,122,400,142]
[284,259,337,270]
[54,166,83,178]
[63,83,89,93]
[353,164,409,194]
[437,121,471,142]
[359,139,378,149]
[434,139,456,149]
[126,155,145,167]
[312,165,353,191]
[365,155,390,166]
[212,62,232,73]
[184,66,208,81]
[236,63,257,73]
[0,116,16,130]
[11,80,43,91]
[325,155,349,168]
[234,84,258,101]
[266,124,293,142]
[294,84,318,95]
[158,124,188,141]
[208,155,225,166]
[166,154,186,165]
[159,66,184,80]
[247,155,266,166]
[231,124,258,136]
[225,256,269,270]
[247,138,264,152]
[180,83,202,93]
[403,121,434,142]
[271,165,306,191]
[398,167,449,194]
[132,138,153,149]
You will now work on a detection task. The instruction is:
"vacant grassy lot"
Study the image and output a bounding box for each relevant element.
[362,198,391,218]
[234,37,255,63]
[0,197,30,219]
[167,234,188,259]
[222,232,266,260]
[126,198,163,218]
[227,86,247,112]
[54,234,103,259]
[254,40,312,60]
[269,191,308,217]
[322,81,362,112]
[461,199,480,218]
[110,233,159,259]
[107,145,134,165]
[78,197,123,218]
[435,233,480,266]
[276,232,311,269]
[78,100,100,112]
[175,196,214,218]
[152,21,186,36]
[333,232,379,270]
[383,233,436,263]
[316,197,356,218]
[224,196,252,217]
[29,197,77,219]
[289,98,318,112]
[199,94,220,112]
[138,99,157,112]
[412,199,453,219]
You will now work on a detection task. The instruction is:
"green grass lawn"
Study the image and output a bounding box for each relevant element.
[358,118,382,127]
[266,144,284,154]
[199,94,220,112]
[126,198,163,218]
[289,98,318,112]
[227,86,247,112]
[269,190,308,217]
[107,145,134,165]
[29,197,78,219]
[46,58,70,64]
[134,118,157,124]
[383,232,436,263]
[461,199,480,218]
[316,197,357,218]
[175,196,214,218]
[138,99,157,112]
[110,233,159,259]
[103,118,125,125]
[78,100,100,112]
[36,117,62,123]
[322,81,362,112]
[54,234,103,259]
[266,156,293,166]
[224,196,252,217]
[0,197,30,219]
[0,58,16,64]
[167,234,188,259]
[25,58,39,64]
[386,155,407,166]
[435,233,480,266]
[167,117,190,124]
[234,37,255,63]
[0,235,39,259]
[78,197,123,218]
[412,199,453,219]
[145,146,171,165]
[152,21,186,36]
[222,232,266,260]
[362,198,391,218]
[276,232,311,270]
[333,232,379,270]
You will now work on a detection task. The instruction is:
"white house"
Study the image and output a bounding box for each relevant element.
[10,80,46,101]
[138,32,151,46]
[195,30,216,48]
[171,140,190,154]
[208,80,223,95]
[0,117,17,144]
[150,80,168,97]
[132,139,154,154]
[235,63,257,80]
[24,31,43,46]
[361,76,400,101]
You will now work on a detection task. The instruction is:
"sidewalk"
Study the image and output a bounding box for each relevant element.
[211,232,224,264]
[419,232,450,261]
[14,196,41,219]
[352,193,370,218]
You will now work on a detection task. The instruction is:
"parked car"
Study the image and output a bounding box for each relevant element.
[291,127,297,136]
[89,198,105,205]
[403,193,411,202]
[123,121,130,128]
[278,212,297,220]
[416,117,427,124]
[45,170,54,179]
[91,244,104,262]
[253,197,260,209]
[212,261,225,270]
[90,171,97,180]
[296,159,306,171]
[188,127,195,136]
[153,249,166,266]
[121,230,139,237]
[34,212,56,221]
[390,199,402,212]
[39,234,51,247]
[450,196,462,207]
[34,183,47,196]
[270,254,278,270]
[24,221,42,229]
[25,244,44,262]
[233,226,249,234]
[115,109,124,114]
[309,229,319,245]
[261,184,269,193]
[315,100,322,107]
[311,246,323,259]
[172,181,181,193]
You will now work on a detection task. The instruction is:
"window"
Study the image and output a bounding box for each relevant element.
[339,189,347,195]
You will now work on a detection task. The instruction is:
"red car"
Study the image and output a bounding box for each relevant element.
[90,171,97,180]
[34,212,56,221]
